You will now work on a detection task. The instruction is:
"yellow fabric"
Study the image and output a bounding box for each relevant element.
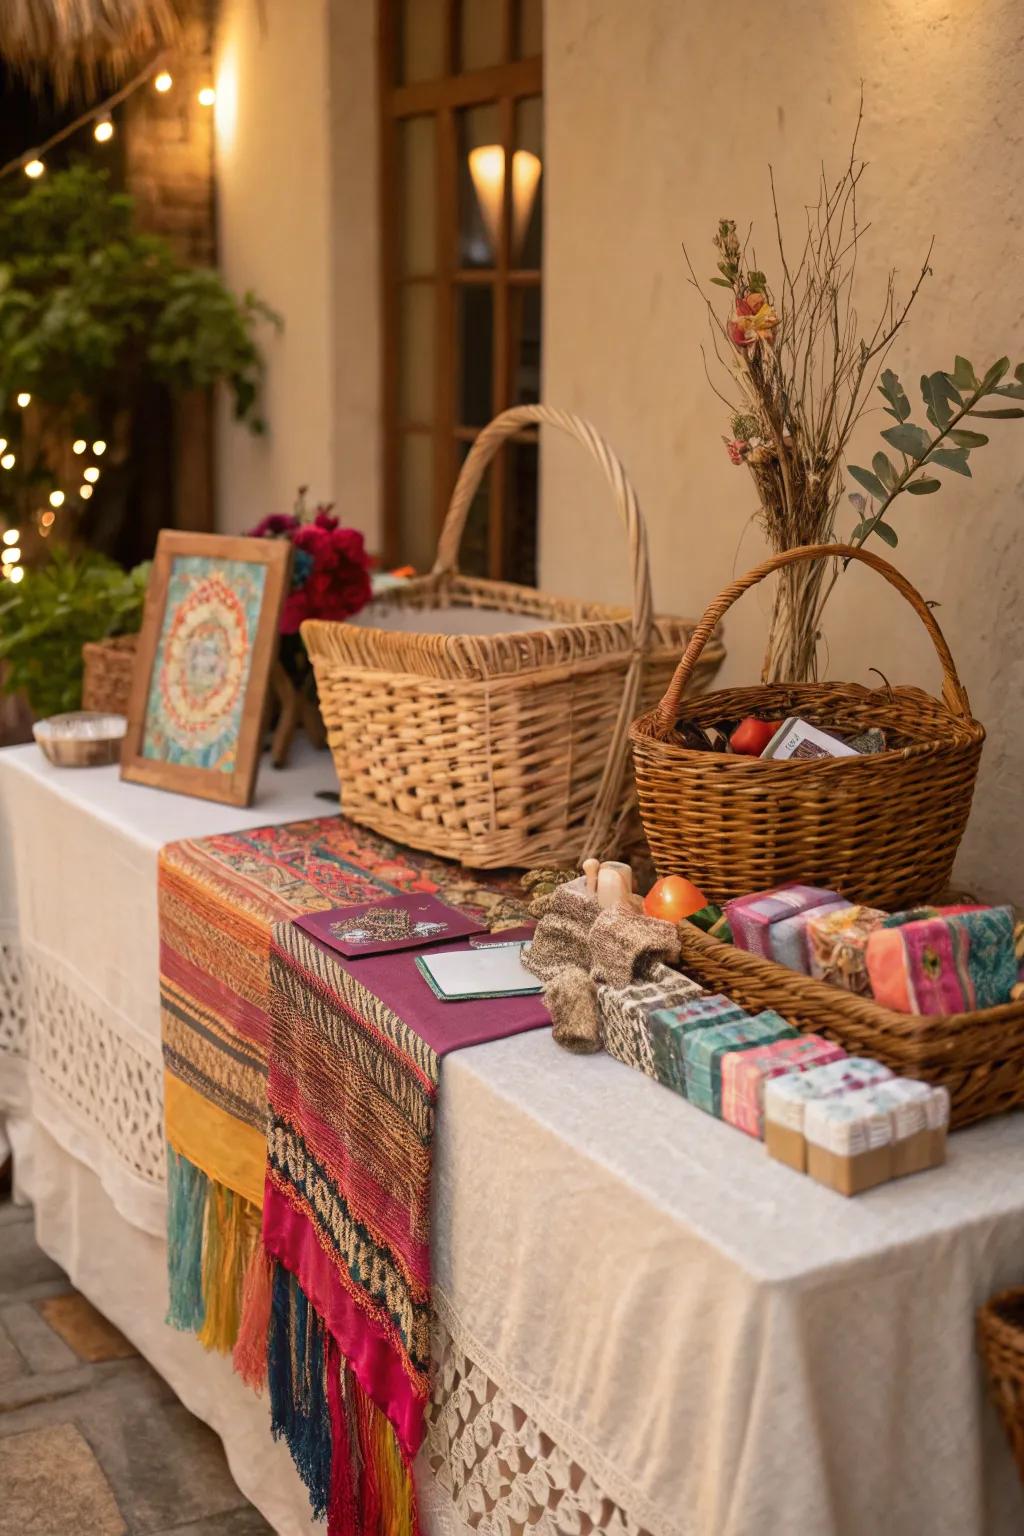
[198,1182,260,1353]
[164,1073,266,1209]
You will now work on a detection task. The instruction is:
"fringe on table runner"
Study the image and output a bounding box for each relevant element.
[165,1146,269,1373]
[268,1263,419,1536]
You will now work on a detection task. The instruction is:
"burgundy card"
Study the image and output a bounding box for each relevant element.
[295,894,486,959]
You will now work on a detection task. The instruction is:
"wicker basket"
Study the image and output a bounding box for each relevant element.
[978,1288,1024,1482]
[631,542,986,909]
[81,632,139,715]
[675,922,1024,1127]
[303,404,725,869]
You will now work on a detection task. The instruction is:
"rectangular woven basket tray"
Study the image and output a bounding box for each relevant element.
[676,924,1024,1129]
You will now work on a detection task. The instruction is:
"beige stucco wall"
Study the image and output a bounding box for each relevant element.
[541,0,1024,901]
[213,0,1024,900]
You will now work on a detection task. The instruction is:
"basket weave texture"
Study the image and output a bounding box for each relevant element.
[631,543,986,910]
[304,405,725,869]
[676,922,1024,1127]
[81,632,138,715]
[978,1288,1024,1482]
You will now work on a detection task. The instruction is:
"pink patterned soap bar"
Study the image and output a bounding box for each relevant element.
[721,1032,847,1139]
[725,885,839,958]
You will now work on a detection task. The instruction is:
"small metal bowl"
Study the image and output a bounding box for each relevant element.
[33,711,127,768]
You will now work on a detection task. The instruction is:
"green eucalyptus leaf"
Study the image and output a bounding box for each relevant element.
[848,464,887,500]
[880,423,931,458]
[950,429,989,448]
[878,368,912,422]
[969,407,1024,419]
[872,520,899,547]
[952,355,979,391]
[1015,363,1024,385]
[993,383,1024,399]
[982,357,1010,388]
[710,277,733,287]
[747,270,768,291]
[872,451,897,490]
[928,447,972,477]
[851,518,874,542]
[906,477,942,494]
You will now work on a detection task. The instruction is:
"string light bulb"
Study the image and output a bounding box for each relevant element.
[1,547,21,564]
[48,490,65,508]
[93,115,114,144]
[154,70,173,93]
[1,529,17,545]
[40,511,55,528]
[24,157,44,179]
[0,440,6,454]
[198,86,216,107]
[73,439,87,454]
[16,392,31,408]
[1,454,15,470]
[92,440,107,455]
[79,484,93,499]
[8,566,24,584]
[83,466,100,484]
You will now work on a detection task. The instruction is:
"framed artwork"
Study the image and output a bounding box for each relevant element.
[121,531,290,806]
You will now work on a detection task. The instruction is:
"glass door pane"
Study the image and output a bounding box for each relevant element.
[513,96,542,269]
[398,433,436,571]
[457,285,494,426]
[397,0,446,83]
[459,103,502,268]
[398,284,437,424]
[398,116,437,276]
[459,0,504,71]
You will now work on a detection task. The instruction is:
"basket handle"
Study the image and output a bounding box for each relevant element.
[433,403,655,861]
[653,541,973,736]
[432,404,653,653]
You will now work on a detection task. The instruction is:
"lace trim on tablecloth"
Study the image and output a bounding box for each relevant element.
[21,943,166,1194]
[0,930,27,1064]
[425,1289,666,1536]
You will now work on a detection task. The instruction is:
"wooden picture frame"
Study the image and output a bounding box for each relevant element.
[121,530,290,806]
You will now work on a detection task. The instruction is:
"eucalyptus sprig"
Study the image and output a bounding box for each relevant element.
[847,357,1024,550]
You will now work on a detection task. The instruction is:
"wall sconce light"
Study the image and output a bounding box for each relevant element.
[468,146,542,263]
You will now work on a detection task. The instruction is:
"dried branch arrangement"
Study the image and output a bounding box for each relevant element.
[691,108,1024,682]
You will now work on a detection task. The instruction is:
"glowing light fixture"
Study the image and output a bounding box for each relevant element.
[83,465,100,484]
[8,566,24,584]
[154,70,173,93]
[79,485,93,500]
[41,511,55,528]
[73,439,87,454]
[16,392,31,408]
[49,489,65,508]
[198,86,216,107]
[467,146,542,263]
[94,115,114,144]
[1,547,20,565]
[1,454,15,470]
[92,440,107,455]
[24,158,44,179]
[1,529,17,545]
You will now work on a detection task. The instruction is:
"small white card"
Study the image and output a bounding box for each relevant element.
[415,942,542,1001]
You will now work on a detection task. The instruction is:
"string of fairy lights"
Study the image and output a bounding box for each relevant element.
[0,54,217,585]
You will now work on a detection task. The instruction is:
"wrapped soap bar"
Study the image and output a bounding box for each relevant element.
[725,885,839,958]
[598,963,704,1080]
[683,1010,797,1116]
[807,904,886,995]
[866,1078,950,1177]
[763,1056,893,1172]
[720,1032,847,1139]
[648,993,748,1096]
[769,898,849,973]
[866,905,1017,1014]
[804,1090,894,1196]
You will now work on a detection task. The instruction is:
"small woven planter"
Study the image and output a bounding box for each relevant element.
[631,543,986,910]
[81,632,139,715]
[675,922,1024,1127]
[978,1287,1024,1482]
[304,404,725,870]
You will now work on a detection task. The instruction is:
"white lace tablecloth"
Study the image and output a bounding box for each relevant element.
[2,743,1023,1536]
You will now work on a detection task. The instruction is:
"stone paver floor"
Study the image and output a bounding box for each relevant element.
[0,1192,273,1536]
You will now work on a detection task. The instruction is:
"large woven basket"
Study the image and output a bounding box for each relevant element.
[978,1288,1024,1482]
[631,542,986,909]
[81,632,138,714]
[675,922,1024,1127]
[303,404,725,869]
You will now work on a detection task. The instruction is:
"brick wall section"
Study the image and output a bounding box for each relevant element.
[122,0,216,265]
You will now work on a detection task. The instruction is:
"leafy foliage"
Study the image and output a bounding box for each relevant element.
[847,358,1024,548]
[0,165,277,428]
[0,545,148,717]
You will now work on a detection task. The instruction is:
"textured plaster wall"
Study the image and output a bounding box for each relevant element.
[541,0,1024,901]
[212,0,335,530]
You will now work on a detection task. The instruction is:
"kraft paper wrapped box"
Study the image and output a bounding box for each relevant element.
[764,1057,894,1172]
[804,1092,894,1196]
